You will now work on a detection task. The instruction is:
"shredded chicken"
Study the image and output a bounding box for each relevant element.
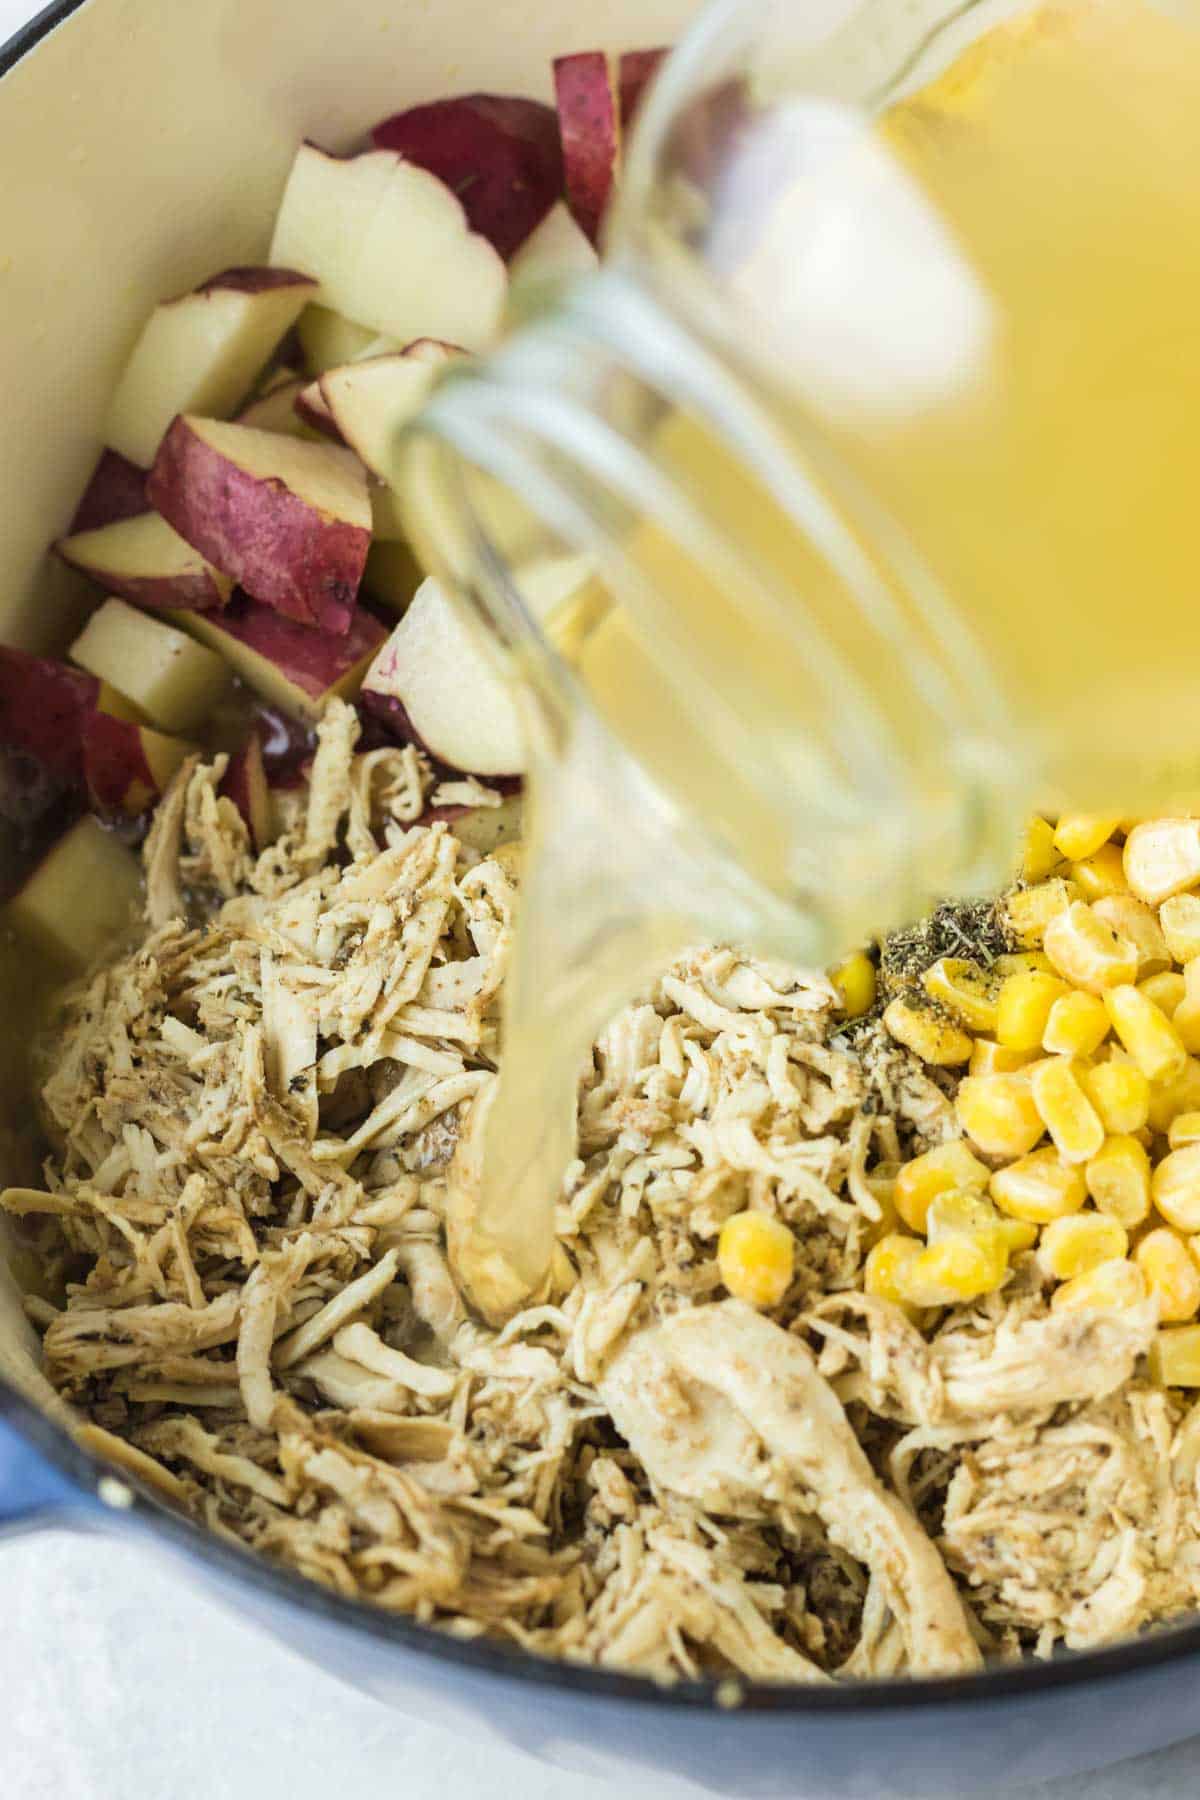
[9,696,1200,1682]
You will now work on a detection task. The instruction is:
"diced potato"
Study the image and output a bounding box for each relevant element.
[5,816,141,972]
[71,598,228,734]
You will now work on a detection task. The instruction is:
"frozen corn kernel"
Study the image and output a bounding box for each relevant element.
[830,949,876,1019]
[956,1072,1045,1159]
[1079,1059,1151,1135]
[1152,1144,1200,1234]
[1053,814,1123,861]
[994,951,1054,979]
[1085,1134,1152,1227]
[1003,879,1082,948]
[1020,816,1063,883]
[969,1039,1037,1076]
[1103,984,1188,1084]
[1148,1324,1200,1387]
[1169,1113,1200,1148]
[1070,844,1129,902]
[921,957,998,1034]
[1052,1258,1147,1313]
[883,998,973,1067]
[1134,1228,1200,1322]
[924,1188,1010,1248]
[718,1211,795,1308]
[991,1146,1087,1223]
[1147,1058,1200,1133]
[995,970,1068,1052]
[863,1163,901,1244]
[898,1234,1008,1308]
[1043,902,1139,994]
[864,1232,922,1308]
[1093,895,1170,975]
[1185,959,1200,1004]
[1042,990,1109,1059]
[894,1141,990,1233]
[1138,970,1186,1014]
[1040,1212,1128,1280]
[1172,998,1200,1055]
[1124,819,1200,906]
[1160,894,1200,965]
[1030,1057,1105,1163]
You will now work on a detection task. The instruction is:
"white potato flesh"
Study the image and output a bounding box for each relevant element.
[71,597,229,733]
[6,815,141,972]
[106,272,315,467]
[363,575,525,775]
[269,148,507,352]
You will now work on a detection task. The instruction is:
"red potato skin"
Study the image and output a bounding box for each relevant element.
[80,711,161,814]
[148,417,368,634]
[371,94,563,260]
[211,596,388,705]
[618,48,668,129]
[0,647,98,782]
[293,384,344,442]
[194,265,315,298]
[54,528,232,614]
[68,450,148,534]
[554,53,619,244]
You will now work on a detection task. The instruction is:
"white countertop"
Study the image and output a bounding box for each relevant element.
[3,0,1200,1794]
[0,1525,1197,1800]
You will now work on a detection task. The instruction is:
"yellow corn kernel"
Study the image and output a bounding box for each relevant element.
[924,1187,1006,1244]
[1053,814,1123,861]
[1138,970,1186,1014]
[897,1234,1008,1308]
[1152,1144,1200,1234]
[1052,1258,1147,1313]
[1124,819,1200,905]
[1134,1228,1200,1322]
[1040,1212,1128,1280]
[1185,959,1200,1005]
[1043,902,1140,995]
[1079,1059,1151,1135]
[1169,1113,1200,1149]
[993,951,1055,979]
[830,950,877,1019]
[1172,998,1200,1056]
[863,1162,901,1245]
[894,1141,990,1233]
[1103,984,1188,1085]
[995,970,1068,1052]
[1030,1057,1105,1163]
[990,1146,1087,1223]
[1159,894,1200,965]
[1148,1324,1200,1386]
[969,1039,1037,1076]
[1020,816,1064,883]
[864,1232,922,1308]
[1093,895,1170,975]
[920,957,998,1034]
[1003,878,1082,948]
[717,1211,795,1308]
[1085,1134,1152,1228]
[1070,844,1129,903]
[1146,1057,1200,1133]
[883,998,973,1067]
[956,1073,1045,1159]
[1042,990,1109,1059]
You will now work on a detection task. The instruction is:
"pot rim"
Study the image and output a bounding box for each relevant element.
[6,0,1200,1718]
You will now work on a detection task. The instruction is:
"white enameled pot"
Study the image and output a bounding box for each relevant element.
[3,3,1200,1793]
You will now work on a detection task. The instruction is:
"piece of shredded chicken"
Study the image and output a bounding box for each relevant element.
[9,697,1200,1684]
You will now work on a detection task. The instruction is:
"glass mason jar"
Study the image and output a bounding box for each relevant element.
[392,0,1200,1310]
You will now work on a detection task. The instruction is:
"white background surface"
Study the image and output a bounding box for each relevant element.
[3,0,1200,1794]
